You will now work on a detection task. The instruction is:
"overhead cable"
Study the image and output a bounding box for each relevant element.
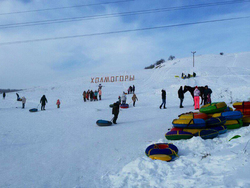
[0,16,249,46]
[0,0,134,16]
[0,0,249,29]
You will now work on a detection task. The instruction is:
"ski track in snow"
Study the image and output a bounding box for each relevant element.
[1,52,250,188]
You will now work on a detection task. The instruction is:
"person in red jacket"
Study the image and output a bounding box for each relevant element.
[56,99,61,108]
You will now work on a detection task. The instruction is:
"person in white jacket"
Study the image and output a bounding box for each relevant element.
[121,92,127,104]
[193,86,200,110]
[21,96,26,109]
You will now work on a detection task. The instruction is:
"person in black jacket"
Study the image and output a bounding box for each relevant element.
[203,85,212,104]
[132,85,135,94]
[178,86,184,108]
[112,101,120,124]
[3,92,6,99]
[159,89,166,109]
[40,95,48,110]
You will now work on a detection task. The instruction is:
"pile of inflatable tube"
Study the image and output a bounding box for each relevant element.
[146,101,250,162]
[233,101,250,126]
[165,102,248,141]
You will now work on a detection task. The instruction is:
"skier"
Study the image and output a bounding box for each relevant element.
[3,92,6,99]
[194,86,200,110]
[203,85,212,104]
[40,95,48,111]
[121,92,127,104]
[178,86,184,108]
[132,93,138,107]
[112,101,120,124]
[21,96,26,109]
[132,85,135,94]
[83,91,87,102]
[56,99,61,108]
[159,89,167,109]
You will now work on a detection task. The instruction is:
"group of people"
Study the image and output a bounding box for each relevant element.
[181,72,196,79]
[177,85,212,110]
[159,85,212,110]
[82,84,102,102]
[112,87,138,124]
[15,93,59,110]
[128,85,135,94]
[83,90,102,102]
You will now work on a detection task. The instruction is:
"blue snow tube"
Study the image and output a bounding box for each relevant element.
[29,108,38,112]
[96,120,112,126]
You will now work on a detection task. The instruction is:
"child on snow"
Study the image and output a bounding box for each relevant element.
[56,99,61,108]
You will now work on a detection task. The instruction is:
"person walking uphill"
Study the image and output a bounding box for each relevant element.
[178,86,184,108]
[203,85,212,105]
[112,101,120,124]
[159,89,167,109]
[194,86,200,110]
[132,93,138,107]
[40,95,48,111]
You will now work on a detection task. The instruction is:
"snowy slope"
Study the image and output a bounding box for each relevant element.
[0,52,250,188]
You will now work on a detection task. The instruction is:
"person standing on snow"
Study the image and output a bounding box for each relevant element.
[193,86,200,110]
[121,92,127,104]
[90,90,94,101]
[56,99,61,108]
[21,96,26,108]
[203,85,212,104]
[132,85,135,94]
[86,90,90,100]
[178,86,184,108]
[98,89,102,100]
[132,93,138,107]
[3,92,6,99]
[112,101,120,124]
[83,91,87,102]
[94,90,98,101]
[159,89,167,109]
[40,95,48,111]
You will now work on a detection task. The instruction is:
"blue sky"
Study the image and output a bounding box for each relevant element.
[0,0,249,88]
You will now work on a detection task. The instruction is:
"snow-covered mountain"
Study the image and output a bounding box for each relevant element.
[1,51,250,188]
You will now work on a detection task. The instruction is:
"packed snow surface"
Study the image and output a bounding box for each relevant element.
[1,52,250,188]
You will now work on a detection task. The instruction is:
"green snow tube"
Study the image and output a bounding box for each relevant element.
[224,119,243,129]
[199,102,227,114]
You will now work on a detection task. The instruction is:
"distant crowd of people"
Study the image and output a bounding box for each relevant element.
[128,85,135,94]
[181,72,196,79]
[82,84,103,102]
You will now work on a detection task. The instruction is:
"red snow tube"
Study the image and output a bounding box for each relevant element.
[120,104,129,108]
